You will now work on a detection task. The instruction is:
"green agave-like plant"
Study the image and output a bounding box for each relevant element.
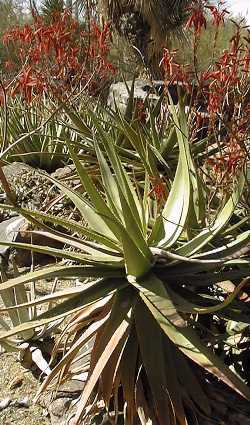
[0,100,249,424]
[0,97,72,171]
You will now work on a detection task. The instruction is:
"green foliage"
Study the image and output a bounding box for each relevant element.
[41,0,64,22]
[0,100,249,424]
[0,0,25,33]
[0,97,79,171]
[0,2,248,422]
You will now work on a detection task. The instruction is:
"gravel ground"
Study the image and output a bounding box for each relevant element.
[0,276,80,425]
[0,351,50,425]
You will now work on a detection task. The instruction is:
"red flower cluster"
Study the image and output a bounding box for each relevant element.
[11,66,46,103]
[91,21,113,54]
[186,2,207,35]
[3,23,33,45]
[207,3,229,27]
[186,1,228,34]
[201,28,250,115]
[148,176,168,203]
[160,49,191,86]
[159,5,249,188]
[159,49,178,77]
[88,21,116,85]
[2,10,116,102]
[207,140,245,181]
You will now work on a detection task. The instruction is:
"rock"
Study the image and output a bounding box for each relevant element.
[0,216,25,260]
[13,396,30,408]
[51,164,75,180]
[0,161,80,223]
[41,392,80,425]
[0,215,62,268]
[1,162,37,187]
[108,79,163,113]
[49,396,73,423]
[13,220,63,268]
[0,162,69,212]
[38,377,86,425]
[0,162,52,212]
[0,397,12,411]
[0,395,30,411]
[107,79,190,113]
[59,379,85,394]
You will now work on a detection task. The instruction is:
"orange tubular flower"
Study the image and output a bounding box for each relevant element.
[186,3,207,35]
[207,141,245,181]
[148,176,168,203]
[206,4,229,27]
[159,49,177,77]
[2,9,116,101]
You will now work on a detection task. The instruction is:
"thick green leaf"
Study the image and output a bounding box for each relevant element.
[178,98,205,229]
[0,264,123,292]
[94,139,122,217]
[120,327,139,425]
[142,295,250,400]
[99,214,152,277]
[63,142,123,239]
[177,174,245,256]
[117,185,153,258]
[135,301,172,425]
[94,138,152,260]
[156,103,192,248]
[45,173,117,240]
[130,273,186,328]
[9,205,122,252]
[89,112,144,228]
[194,230,250,260]
[0,277,126,339]
[33,230,122,260]
[0,239,120,266]
[60,103,92,138]
[63,142,152,276]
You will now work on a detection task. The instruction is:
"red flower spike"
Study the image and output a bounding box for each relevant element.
[148,176,168,203]
[1,8,116,101]
[186,3,207,35]
[206,4,229,27]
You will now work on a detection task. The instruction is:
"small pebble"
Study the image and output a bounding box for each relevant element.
[0,397,11,411]
[14,396,30,408]
[42,409,49,417]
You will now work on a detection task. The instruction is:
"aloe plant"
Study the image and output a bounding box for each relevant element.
[0,97,72,171]
[0,101,249,424]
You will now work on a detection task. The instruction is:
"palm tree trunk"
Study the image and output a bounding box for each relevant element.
[100,0,188,78]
